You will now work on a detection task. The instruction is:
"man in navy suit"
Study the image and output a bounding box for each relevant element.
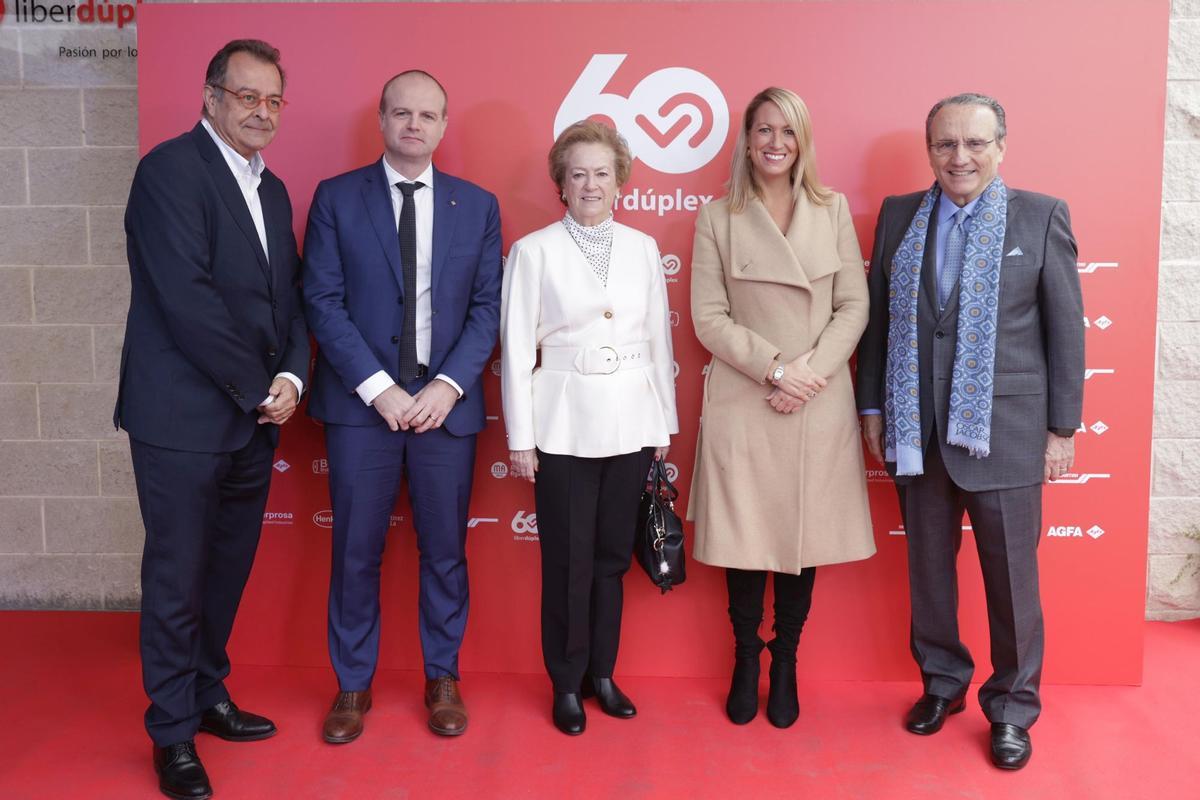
[116,39,309,799]
[303,70,502,742]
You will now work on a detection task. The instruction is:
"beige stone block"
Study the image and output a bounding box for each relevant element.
[1153,381,1200,438]
[0,325,93,382]
[1146,554,1200,620]
[1164,143,1200,201]
[1167,81,1200,141]
[1169,19,1200,79]
[1158,264,1200,320]
[0,31,18,87]
[94,324,125,381]
[1160,322,1200,377]
[100,554,141,610]
[33,266,129,323]
[0,89,84,146]
[1153,439,1200,496]
[0,441,98,497]
[0,384,39,439]
[0,268,33,323]
[0,148,25,206]
[99,439,135,497]
[29,147,137,206]
[39,383,121,440]
[0,207,87,265]
[1149,498,1200,555]
[0,498,43,554]
[1160,202,1200,261]
[0,555,104,610]
[84,89,137,146]
[45,497,143,554]
[89,206,127,265]
[20,28,137,88]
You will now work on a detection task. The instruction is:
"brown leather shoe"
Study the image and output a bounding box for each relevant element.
[322,690,371,744]
[424,676,468,736]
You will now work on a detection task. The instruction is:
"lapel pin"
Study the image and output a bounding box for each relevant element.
[450,199,457,206]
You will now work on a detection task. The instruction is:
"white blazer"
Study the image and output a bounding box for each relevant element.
[501,220,679,457]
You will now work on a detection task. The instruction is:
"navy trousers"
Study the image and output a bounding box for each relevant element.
[132,426,274,747]
[324,417,476,689]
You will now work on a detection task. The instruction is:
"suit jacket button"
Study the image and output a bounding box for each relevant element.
[935,330,945,339]
[391,335,400,343]
[267,349,277,358]
[604,310,613,319]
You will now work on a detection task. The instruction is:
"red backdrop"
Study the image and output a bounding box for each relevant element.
[137,1,1168,685]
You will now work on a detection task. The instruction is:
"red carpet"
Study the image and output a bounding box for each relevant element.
[1,613,1197,799]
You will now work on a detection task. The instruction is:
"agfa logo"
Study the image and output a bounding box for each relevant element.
[272,459,290,473]
[555,54,729,175]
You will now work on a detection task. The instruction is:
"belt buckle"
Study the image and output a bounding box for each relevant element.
[596,346,619,375]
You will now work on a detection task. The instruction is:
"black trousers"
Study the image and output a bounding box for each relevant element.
[131,426,275,747]
[534,447,654,692]
[896,432,1044,728]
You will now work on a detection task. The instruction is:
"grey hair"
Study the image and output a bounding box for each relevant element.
[925,93,1007,143]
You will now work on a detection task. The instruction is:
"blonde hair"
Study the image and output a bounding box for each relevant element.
[727,87,832,212]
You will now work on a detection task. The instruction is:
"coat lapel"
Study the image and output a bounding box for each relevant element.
[192,124,270,282]
[362,159,405,293]
[431,167,458,303]
[728,195,838,291]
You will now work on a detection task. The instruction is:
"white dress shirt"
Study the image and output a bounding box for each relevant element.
[199,118,302,403]
[354,158,462,405]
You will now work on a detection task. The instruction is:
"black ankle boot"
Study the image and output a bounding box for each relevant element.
[726,653,761,724]
[766,657,799,728]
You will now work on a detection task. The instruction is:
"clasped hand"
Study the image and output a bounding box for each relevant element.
[371,380,458,433]
[765,350,827,414]
[257,377,299,425]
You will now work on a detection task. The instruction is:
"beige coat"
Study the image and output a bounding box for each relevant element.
[687,192,876,573]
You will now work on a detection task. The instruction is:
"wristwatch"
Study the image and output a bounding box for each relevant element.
[769,363,785,384]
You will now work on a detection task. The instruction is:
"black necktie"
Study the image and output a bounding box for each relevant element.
[396,181,424,383]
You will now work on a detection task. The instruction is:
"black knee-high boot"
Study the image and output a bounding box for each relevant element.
[766,568,816,728]
[725,568,767,724]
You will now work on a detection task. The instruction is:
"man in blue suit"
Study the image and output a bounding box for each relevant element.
[303,70,502,742]
[117,39,309,799]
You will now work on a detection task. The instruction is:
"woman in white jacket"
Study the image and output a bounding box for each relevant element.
[501,120,678,735]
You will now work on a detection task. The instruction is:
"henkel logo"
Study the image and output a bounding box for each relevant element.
[313,510,334,528]
[555,54,729,175]
[661,254,682,276]
[491,461,509,479]
[272,459,290,473]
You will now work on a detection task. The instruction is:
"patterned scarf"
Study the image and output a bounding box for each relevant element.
[885,177,1007,475]
[562,212,613,286]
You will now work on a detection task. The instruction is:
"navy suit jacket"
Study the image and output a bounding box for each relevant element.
[115,123,310,452]
[302,160,502,435]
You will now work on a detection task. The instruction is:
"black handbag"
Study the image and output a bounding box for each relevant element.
[635,459,687,593]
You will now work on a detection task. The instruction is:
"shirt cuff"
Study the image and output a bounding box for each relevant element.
[277,372,304,398]
[434,373,464,398]
[860,408,882,415]
[356,371,396,406]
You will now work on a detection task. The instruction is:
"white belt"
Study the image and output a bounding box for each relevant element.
[540,342,651,375]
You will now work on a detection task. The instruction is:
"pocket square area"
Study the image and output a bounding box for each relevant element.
[1006,247,1024,257]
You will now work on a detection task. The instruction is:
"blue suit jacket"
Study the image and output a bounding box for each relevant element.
[302,160,502,435]
[114,123,310,452]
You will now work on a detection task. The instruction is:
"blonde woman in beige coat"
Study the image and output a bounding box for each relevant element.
[688,87,875,728]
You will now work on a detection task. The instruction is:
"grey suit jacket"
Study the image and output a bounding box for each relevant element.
[856,188,1084,491]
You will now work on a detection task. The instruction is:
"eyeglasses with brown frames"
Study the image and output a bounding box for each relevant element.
[208,85,288,113]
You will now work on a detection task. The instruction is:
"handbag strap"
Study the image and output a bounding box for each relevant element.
[651,458,679,503]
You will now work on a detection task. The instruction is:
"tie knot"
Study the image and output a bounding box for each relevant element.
[397,181,424,198]
[953,207,969,226]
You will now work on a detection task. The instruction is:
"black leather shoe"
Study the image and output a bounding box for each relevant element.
[726,656,760,724]
[904,693,966,735]
[552,692,586,735]
[582,677,636,718]
[153,741,212,800]
[198,699,277,741]
[765,659,799,729]
[990,723,1032,769]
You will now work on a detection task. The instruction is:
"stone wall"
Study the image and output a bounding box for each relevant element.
[0,1,1196,619]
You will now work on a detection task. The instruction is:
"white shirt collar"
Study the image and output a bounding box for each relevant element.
[381,157,434,190]
[201,117,265,179]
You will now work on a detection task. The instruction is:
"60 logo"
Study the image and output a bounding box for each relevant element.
[555,54,729,175]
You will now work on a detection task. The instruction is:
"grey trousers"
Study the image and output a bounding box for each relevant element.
[896,436,1045,729]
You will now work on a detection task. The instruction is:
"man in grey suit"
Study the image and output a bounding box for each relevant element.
[856,93,1083,770]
